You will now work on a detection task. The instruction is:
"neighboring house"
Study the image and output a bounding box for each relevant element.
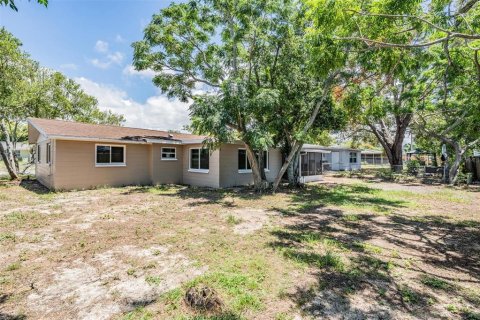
[299,144,361,183]
[361,149,387,166]
[27,118,282,190]
[0,141,31,162]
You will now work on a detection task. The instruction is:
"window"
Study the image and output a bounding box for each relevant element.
[46,143,51,164]
[238,149,268,172]
[189,148,209,171]
[349,152,357,164]
[37,145,41,163]
[96,145,125,166]
[161,147,176,160]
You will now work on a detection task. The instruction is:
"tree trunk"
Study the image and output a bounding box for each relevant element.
[287,148,301,186]
[244,143,268,191]
[0,119,19,180]
[368,114,411,173]
[273,142,302,191]
[448,145,464,185]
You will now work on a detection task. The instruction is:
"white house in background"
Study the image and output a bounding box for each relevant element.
[299,144,361,183]
[0,141,31,162]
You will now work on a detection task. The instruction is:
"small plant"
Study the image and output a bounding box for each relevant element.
[145,275,162,285]
[126,268,136,276]
[6,262,20,271]
[400,286,419,304]
[421,276,451,290]
[226,214,243,225]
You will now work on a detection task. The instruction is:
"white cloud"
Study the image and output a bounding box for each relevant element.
[122,65,156,78]
[107,52,124,65]
[75,77,190,130]
[115,34,125,43]
[90,51,124,69]
[60,63,78,70]
[94,40,109,53]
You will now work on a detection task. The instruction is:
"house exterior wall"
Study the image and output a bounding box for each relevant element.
[182,143,220,188]
[52,140,152,190]
[35,135,54,189]
[219,144,282,188]
[337,150,361,170]
[34,139,284,190]
[151,144,183,185]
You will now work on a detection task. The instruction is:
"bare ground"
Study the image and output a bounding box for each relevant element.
[0,177,479,320]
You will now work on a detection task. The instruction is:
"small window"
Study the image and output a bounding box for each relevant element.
[161,147,176,160]
[349,152,357,164]
[238,149,268,171]
[46,143,51,164]
[96,145,125,166]
[190,148,209,171]
[37,145,41,163]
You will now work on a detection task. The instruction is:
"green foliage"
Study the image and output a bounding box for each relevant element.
[133,0,347,188]
[0,0,47,11]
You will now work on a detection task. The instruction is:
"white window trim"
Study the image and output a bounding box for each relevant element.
[95,144,127,167]
[46,142,51,165]
[188,147,209,173]
[37,144,41,164]
[237,148,269,173]
[161,147,177,161]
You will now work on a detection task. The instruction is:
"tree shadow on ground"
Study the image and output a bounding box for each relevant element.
[0,294,26,320]
[122,184,265,207]
[269,183,480,319]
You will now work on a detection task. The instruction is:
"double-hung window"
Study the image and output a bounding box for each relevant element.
[189,148,209,172]
[349,152,357,164]
[238,149,268,172]
[161,147,176,160]
[46,143,51,164]
[96,145,126,166]
[37,145,41,163]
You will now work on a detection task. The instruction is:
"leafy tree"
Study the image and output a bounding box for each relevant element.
[1,0,47,11]
[0,28,125,180]
[307,0,480,181]
[134,0,346,191]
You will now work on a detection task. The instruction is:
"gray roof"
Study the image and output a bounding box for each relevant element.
[302,144,360,152]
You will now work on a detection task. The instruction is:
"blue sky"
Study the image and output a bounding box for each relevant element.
[0,0,191,130]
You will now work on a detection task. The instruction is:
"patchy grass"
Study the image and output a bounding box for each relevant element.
[0,177,479,320]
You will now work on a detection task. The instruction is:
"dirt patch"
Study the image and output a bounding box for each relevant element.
[227,208,276,235]
[27,245,206,320]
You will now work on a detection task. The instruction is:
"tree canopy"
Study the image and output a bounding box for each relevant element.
[0,28,124,179]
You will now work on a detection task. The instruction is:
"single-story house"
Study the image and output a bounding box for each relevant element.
[28,118,283,190]
[299,144,361,182]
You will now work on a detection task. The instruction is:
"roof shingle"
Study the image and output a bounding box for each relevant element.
[28,118,206,142]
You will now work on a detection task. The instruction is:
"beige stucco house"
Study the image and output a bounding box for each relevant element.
[28,118,282,190]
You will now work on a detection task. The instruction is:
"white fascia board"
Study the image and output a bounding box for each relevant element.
[49,135,150,145]
[180,139,206,144]
[146,139,183,145]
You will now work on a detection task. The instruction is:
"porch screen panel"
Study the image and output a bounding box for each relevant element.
[301,154,309,177]
[315,153,322,175]
[308,152,316,176]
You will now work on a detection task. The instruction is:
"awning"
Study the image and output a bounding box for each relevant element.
[301,148,331,153]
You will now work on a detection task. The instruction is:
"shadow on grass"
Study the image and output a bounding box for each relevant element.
[122,184,265,207]
[272,183,406,216]
[268,183,480,319]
